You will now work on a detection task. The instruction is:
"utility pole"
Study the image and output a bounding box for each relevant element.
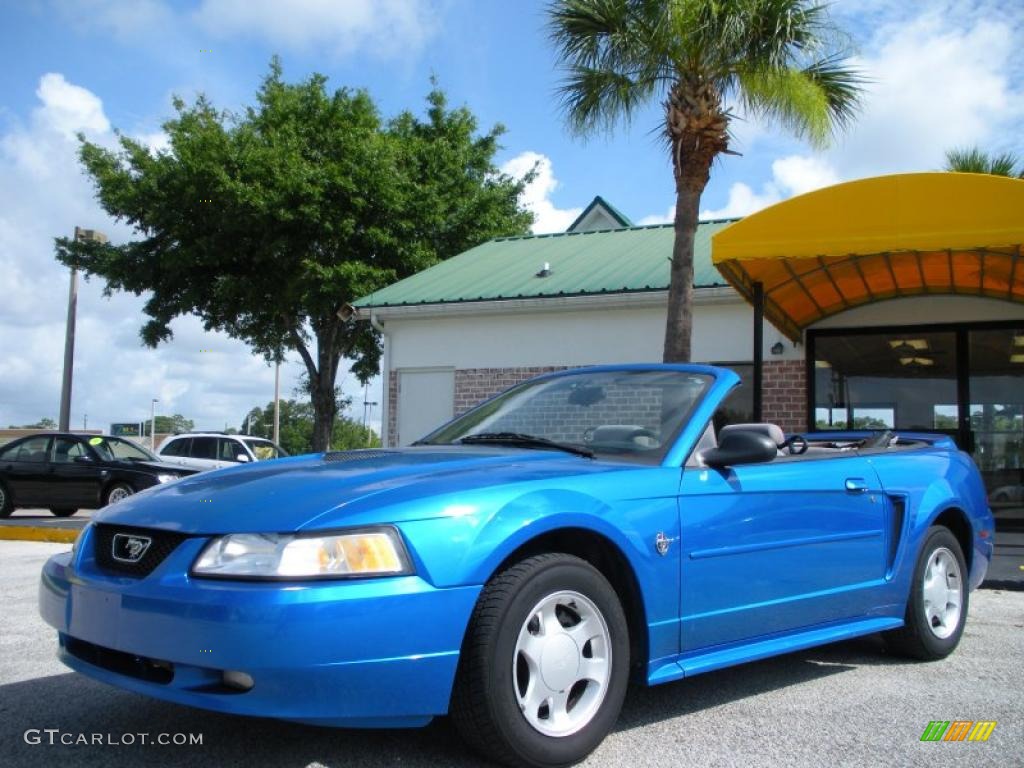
[273,360,281,446]
[59,226,107,431]
[362,382,378,447]
[150,398,159,450]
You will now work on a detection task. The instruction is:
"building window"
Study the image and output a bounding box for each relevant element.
[809,323,1024,510]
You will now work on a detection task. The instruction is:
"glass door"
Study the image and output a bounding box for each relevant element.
[968,327,1024,515]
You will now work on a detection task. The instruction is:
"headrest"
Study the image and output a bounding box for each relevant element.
[719,423,786,447]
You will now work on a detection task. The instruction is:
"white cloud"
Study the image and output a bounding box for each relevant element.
[634,155,838,222]
[689,2,1023,220]
[827,12,1023,176]
[0,73,377,436]
[193,0,439,59]
[501,151,583,235]
[637,206,674,226]
[35,73,111,138]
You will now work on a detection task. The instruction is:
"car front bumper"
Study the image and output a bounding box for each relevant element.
[38,531,481,728]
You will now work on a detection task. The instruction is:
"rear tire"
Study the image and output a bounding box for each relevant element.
[49,508,77,517]
[884,526,968,660]
[450,554,629,768]
[0,482,12,518]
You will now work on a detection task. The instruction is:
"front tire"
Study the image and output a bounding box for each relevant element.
[451,554,629,768]
[104,483,134,506]
[884,526,968,660]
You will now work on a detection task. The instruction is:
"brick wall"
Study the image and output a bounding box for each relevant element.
[386,361,810,446]
[453,367,566,415]
[762,359,807,434]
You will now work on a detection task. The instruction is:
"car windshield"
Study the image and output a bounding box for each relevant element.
[420,369,713,462]
[88,436,156,462]
[243,439,286,460]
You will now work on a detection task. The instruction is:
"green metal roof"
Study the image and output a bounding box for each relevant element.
[355,219,738,308]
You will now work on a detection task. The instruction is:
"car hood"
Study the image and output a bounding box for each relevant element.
[94,446,622,534]
[119,459,197,475]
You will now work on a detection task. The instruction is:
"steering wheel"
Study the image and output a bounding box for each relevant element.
[781,434,808,455]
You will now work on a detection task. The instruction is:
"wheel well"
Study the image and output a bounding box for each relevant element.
[492,528,648,675]
[933,507,972,570]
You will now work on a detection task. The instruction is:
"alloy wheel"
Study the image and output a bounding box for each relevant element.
[512,590,612,738]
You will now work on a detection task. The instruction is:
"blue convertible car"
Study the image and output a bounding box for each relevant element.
[40,365,993,766]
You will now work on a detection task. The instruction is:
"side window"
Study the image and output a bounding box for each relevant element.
[52,437,86,463]
[219,439,242,462]
[710,363,754,433]
[190,437,218,460]
[14,436,51,463]
[160,438,188,457]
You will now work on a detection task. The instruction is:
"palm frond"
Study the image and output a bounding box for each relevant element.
[557,66,658,136]
[548,0,668,134]
[944,146,1022,177]
[737,52,861,147]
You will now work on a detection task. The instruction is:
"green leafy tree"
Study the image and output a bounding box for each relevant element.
[55,59,532,450]
[548,0,862,361]
[242,398,379,455]
[944,146,1023,178]
[9,418,57,429]
[144,414,194,435]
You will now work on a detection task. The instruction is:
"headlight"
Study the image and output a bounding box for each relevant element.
[191,527,412,579]
[156,474,178,484]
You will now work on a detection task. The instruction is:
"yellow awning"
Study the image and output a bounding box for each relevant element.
[712,172,1024,340]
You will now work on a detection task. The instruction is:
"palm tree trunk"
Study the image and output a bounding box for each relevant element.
[662,78,727,363]
[663,184,701,362]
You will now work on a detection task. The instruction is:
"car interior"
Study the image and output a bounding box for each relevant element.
[688,420,936,468]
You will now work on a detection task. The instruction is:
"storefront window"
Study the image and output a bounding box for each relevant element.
[968,327,1024,512]
[810,324,1024,511]
[812,331,957,434]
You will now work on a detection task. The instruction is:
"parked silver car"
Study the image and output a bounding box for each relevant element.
[156,433,287,472]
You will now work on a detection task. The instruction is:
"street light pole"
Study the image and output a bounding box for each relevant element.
[59,226,107,432]
[150,399,159,450]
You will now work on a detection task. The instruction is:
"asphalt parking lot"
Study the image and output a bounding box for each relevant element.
[1,540,1020,767]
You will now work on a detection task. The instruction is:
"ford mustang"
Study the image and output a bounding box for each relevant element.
[39,365,994,766]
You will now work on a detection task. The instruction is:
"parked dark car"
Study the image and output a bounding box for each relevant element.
[0,433,195,517]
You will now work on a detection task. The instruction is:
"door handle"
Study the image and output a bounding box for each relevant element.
[845,477,868,493]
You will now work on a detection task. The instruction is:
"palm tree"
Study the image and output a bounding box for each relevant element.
[944,146,1023,178]
[548,0,863,361]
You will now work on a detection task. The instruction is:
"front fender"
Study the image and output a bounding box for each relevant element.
[397,480,682,668]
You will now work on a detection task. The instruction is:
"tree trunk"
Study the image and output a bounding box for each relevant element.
[290,323,343,454]
[663,186,700,362]
[310,378,337,452]
[662,77,728,363]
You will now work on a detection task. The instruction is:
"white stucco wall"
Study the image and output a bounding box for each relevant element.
[383,294,800,371]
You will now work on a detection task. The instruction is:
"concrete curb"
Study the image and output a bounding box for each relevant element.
[0,526,78,544]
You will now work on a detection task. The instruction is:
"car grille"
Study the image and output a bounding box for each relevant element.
[323,450,394,462]
[93,524,189,577]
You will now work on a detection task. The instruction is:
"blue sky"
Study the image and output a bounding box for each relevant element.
[0,0,1022,436]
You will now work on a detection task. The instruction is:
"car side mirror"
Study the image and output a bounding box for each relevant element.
[236,454,250,463]
[73,455,94,464]
[702,431,777,468]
